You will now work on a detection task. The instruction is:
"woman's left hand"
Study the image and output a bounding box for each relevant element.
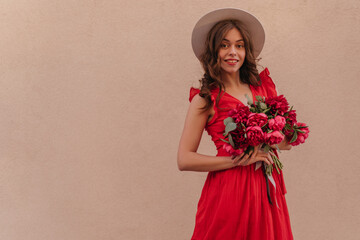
[270,137,292,150]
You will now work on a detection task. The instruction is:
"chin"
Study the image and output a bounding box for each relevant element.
[222,68,240,74]
[220,64,241,74]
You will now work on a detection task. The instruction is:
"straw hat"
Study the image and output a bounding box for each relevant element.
[191,8,265,60]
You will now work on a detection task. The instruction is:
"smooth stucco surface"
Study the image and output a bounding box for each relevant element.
[1,0,359,239]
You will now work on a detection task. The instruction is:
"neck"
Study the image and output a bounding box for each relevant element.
[221,71,242,90]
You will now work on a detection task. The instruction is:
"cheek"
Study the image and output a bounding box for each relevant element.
[239,49,246,58]
[218,51,225,61]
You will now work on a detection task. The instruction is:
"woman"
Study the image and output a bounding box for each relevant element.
[177,8,294,239]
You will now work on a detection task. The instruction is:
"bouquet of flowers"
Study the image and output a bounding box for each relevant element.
[221,94,309,176]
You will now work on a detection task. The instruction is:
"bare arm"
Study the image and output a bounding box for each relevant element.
[177,94,273,172]
[177,94,235,172]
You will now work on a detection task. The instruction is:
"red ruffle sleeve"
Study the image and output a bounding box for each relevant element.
[189,87,200,102]
[259,67,278,97]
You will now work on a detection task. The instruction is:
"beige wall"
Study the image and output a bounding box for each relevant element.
[0,0,359,239]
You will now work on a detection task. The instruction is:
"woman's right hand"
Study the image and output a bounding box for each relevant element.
[230,145,274,167]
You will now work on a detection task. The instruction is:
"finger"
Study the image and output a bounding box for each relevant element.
[253,145,259,153]
[232,153,242,160]
[241,155,253,166]
[232,152,245,165]
[241,154,255,166]
[257,152,273,165]
[247,147,259,164]
[237,153,251,166]
[267,154,274,164]
[232,152,245,164]
[260,157,271,166]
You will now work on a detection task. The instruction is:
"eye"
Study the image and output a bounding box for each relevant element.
[221,43,229,48]
[237,44,244,48]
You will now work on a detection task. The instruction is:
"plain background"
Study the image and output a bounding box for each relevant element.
[1,0,359,239]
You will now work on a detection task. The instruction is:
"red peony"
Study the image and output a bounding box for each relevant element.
[284,128,294,138]
[231,129,249,149]
[246,126,264,146]
[228,104,251,123]
[222,93,309,179]
[286,110,297,126]
[246,113,268,127]
[265,95,289,115]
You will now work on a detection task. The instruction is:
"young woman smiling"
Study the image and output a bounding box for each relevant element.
[177,8,294,240]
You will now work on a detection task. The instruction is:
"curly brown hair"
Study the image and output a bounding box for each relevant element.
[197,19,262,113]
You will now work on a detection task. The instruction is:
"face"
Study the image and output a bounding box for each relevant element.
[218,28,246,75]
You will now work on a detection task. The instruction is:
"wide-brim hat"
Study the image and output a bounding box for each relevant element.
[191,8,265,60]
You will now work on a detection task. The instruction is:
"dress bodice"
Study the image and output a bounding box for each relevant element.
[189,68,278,156]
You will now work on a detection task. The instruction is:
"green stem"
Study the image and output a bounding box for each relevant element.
[273,156,280,174]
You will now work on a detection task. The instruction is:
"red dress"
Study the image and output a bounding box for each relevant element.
[189,68,293,240]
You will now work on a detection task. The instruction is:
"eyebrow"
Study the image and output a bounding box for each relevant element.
[222,38,244,42]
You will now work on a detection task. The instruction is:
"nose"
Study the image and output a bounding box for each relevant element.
[228,45,237,56]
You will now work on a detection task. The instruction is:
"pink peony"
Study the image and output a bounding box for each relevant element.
[265,131,285,145]
[223,143,244,156]
[290,122,310,146]
[268,115,286,131]
[246,126,265,146]
[247,113,268,127]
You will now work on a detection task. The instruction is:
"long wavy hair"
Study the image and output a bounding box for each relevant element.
[197,19,262,113]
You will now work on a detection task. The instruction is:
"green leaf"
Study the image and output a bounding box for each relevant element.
[255,96,263,102]
[219,138,229,143]
[297,129,305,134]
[228,134,235,148]
[260,102,267,109]
[263,108,271,113]
[262,144,271,153]
[274,109,278,117]
[297,125,308,129]
[224,122,237,135]
[245,94,253,105]
[223,117,234,126]
[290,131,298,143]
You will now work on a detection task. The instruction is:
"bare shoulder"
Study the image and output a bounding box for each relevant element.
[178,93,209,154]
[187,93,214,125]
[184,93,210,129]
[189,93,207,110]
